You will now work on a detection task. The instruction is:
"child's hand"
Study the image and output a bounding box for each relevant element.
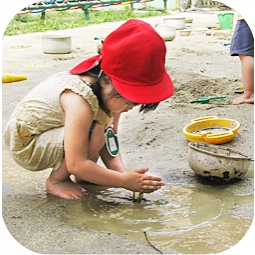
[121,168,164,193]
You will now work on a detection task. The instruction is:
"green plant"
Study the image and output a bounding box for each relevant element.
[4,7,169,36]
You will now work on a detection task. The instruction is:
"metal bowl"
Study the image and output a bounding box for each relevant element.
[188,142,252,183]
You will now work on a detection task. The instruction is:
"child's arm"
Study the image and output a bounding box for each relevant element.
[61,90,164,192]
[100,112,126,172]
[99,145,125,172]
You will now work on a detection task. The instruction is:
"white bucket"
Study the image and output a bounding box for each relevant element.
[154,24,176,41]
[42,34,71,54]
[163,17,185,30]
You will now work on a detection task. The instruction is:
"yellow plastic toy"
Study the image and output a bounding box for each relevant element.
[182,116,240,144]
[2,73,27,83]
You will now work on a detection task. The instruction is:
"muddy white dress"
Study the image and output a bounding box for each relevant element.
[4,71,112,171]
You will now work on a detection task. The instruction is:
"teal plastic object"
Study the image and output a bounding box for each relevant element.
[105,128,119,157]
[190,96,226,104]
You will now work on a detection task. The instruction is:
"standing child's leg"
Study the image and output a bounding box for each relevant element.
[232,54,254,105]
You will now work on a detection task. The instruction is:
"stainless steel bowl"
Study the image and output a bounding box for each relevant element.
[188,142,252,182]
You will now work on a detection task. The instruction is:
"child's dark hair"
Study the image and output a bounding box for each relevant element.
[83,66,159,114]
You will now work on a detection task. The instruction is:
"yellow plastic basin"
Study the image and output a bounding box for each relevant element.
[183,116,240,144]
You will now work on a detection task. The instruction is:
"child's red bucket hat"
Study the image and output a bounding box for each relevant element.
[70,19,174,104]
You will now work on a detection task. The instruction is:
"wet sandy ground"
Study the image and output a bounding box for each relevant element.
[2,11,254,254]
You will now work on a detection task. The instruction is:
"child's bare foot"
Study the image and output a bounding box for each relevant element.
[244,97,254,104]
[46,177,87,199]
[232,95,254,105]
[232,95,245,105]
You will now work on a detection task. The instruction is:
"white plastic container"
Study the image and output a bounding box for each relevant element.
[179,29,192,36]
[163,17,185,30]
[154,24,176,41]
[185,17,193,23]
[42,34,71,54]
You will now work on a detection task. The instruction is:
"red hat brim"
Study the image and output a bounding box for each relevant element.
[110,71,174,104]
[70,54,102,74]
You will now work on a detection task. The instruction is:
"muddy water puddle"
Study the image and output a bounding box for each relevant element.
[192,127,231,134]
[2,149,253,254]
[63,182,253,254]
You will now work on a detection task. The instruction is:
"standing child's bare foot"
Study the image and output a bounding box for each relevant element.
[232,95,245,105]
[232,94,254,105]
[46,177,87,199]
[244,97,254,104]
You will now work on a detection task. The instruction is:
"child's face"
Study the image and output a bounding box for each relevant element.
[105,94,136,114]
[101,78,137,114]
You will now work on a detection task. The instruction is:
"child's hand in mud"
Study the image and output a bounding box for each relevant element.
[121,168,164,193]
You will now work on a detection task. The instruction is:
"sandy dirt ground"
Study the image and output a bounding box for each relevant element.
[1,10,254,254]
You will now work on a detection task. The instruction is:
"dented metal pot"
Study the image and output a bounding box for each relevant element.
[188,142,252,182]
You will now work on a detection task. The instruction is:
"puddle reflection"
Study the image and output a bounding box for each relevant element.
[63,182,253,254]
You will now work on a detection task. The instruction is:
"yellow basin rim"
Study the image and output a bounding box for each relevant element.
[183,116,240,144]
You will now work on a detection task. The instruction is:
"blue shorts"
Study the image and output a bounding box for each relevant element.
[230,20,254,56]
